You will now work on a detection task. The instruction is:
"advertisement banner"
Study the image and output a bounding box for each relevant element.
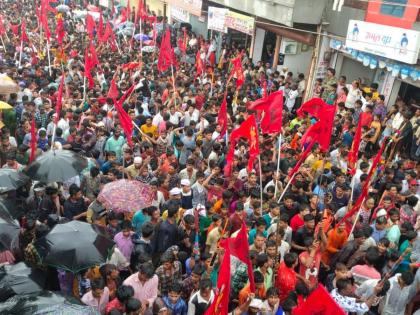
[208,7,228,33]
[345,19,420,64]
[166,0,202,17]
[171,6,190,23]
[225,11,255,36]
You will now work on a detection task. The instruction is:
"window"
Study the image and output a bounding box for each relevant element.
[380,0,407,18]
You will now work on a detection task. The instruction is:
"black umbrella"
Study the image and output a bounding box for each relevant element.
[0,291,100,315]
[24,150,88,183]
[34,221,114,273]
[0,169,30,193]
[0,262,46,302]
[0,209,20,251]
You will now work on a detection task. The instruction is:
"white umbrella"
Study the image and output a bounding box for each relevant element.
[56,4,70,13]
[0,74,19,95]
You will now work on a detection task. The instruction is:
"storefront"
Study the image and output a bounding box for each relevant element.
[328,19,420,107]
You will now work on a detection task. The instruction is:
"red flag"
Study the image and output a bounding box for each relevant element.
[56,15,65,46]
[216,92,228,140]
[300,104,335,151]
[101,22,113,43]
[107,78,119,101]
[114,85,135,146]
[89,41,100,68]
[195,50,204,77]
[178,28,187,54]
[204,246,231,315]
[98,11,104,39]
[126,0,131,22]
[20,21,29,43]
[292,285,345,315]
[84,47,95,89]
[348,112,367,174]
[0,15,6,36]
[135,0,146,24]
[228,54,244,89]
[10,23,19,36]
[121,62,142,70]
[226,224,255,292]
[40,11,51,42]
[157,29,177,72]
[225,115,260,175]
[54,75,65,124]
[297,97,328,119]
[86,13,96,39]
[337,139,388,226]
[249,90,283,134]
[29,117,37,163]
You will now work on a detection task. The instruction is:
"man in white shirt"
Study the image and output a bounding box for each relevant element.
[188,278,215,315]
[331,278,376,314]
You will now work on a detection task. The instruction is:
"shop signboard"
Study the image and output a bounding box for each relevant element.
[225,11,255,36]
[345,19,420,64]
[165,0,202,17]
[171,5,190,23]
[208,6,228,33]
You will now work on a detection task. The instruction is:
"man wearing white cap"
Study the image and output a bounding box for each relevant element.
[181,179,193,211]
[125,156,143,180]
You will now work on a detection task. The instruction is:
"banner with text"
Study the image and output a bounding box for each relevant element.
[166,0,202,17]
[208,7,228,33]
[345,19,420,64]
[171,5,190,23]
[225,11,255,36]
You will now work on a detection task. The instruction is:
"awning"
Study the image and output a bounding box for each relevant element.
[255,21,315,46]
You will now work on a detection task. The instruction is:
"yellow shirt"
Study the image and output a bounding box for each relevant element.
[140,124,158,138]
[312,160,332,172]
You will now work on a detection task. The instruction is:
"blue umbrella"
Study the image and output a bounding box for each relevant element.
[134,33,150,41]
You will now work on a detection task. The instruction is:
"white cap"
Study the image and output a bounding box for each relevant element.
[376,209,387,218]
[96,121,105,128]
[134,156,142,164]
[249,299,263,310]
[170,187,182,196]
[180,179,190,186]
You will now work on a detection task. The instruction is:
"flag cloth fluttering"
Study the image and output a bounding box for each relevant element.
[29,117,37,163]
[249,90,283,134]
[20,21,29,43]
[292,285,346,315]
[85,13,96,40]
[225,115,260,176]
[216,92,228,140]
[337,139,388,226]
[114,85,135,146]
[84,47,95,89]
[56,15,66,46]
[228,54,244,89]
[204,246,231,315]
[107,78,119,101]
[298,98,335,151]
[195,50,204,77]
[54,75,65,124]
[157,29,177,72]
[348,112,368,174]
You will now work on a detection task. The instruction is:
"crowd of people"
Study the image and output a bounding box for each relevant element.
[0,0,420,315]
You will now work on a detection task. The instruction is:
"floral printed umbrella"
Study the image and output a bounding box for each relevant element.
[98,179,155,213]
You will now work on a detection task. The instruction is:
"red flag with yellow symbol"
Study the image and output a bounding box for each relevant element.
[225,115,260,176]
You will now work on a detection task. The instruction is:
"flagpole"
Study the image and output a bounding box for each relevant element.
[258,155,264,212]
[139,18,143,60]
[347,198,365,239]
[274,134,282,197]
[18,40,23,67]
[46,41,52,76]
[0,36,6,52]
[50,123,57,150]
[277,172,296,203]
[171,64,177,107]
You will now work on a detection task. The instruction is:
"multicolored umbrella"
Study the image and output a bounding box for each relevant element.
[98,179,155,213]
